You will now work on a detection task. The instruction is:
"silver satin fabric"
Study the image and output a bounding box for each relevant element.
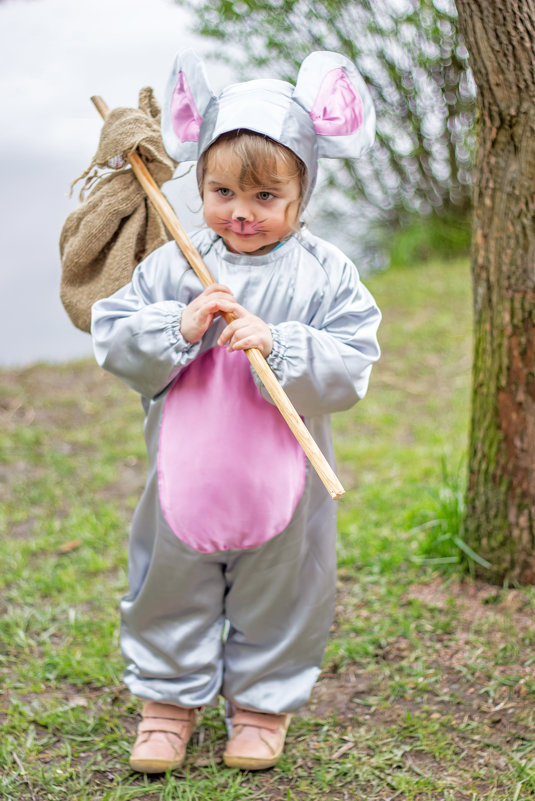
[91,226,381,713]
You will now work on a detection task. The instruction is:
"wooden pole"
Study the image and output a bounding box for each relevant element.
[91,95,345,500]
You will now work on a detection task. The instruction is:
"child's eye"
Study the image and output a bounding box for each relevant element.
[258,191,274,201]
[218,187,232,197]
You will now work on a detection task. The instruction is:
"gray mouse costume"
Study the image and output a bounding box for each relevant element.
[91,50,381,714]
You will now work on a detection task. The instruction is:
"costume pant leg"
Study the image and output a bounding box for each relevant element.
[120,474,227,707]
[222,479,338,714]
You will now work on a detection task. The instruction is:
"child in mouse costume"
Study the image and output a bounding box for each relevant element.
[91,49,381,772]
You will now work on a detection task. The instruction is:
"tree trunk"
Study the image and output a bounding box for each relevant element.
[454,1,535,583]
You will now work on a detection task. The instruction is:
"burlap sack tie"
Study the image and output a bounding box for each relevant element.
[59,88,178,332]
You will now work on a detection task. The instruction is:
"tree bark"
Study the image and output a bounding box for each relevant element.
[454,1,535,583]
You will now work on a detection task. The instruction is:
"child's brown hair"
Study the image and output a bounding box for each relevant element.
[199,130,307,221]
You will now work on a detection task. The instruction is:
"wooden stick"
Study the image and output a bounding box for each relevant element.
[91,95,345,500]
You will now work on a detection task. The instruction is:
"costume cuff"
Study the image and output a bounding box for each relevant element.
[249,325,286,394]
[167,307,202,363]
[266,324,287,377]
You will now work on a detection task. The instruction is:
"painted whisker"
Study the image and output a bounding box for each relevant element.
[220,218,268,235]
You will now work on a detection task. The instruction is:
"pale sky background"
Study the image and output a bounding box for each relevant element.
[0,0,233,367]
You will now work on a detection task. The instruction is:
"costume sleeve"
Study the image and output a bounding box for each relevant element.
[258,260,381,417]
[91,243,202,398]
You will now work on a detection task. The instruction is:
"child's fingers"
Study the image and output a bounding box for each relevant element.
[182,289,259,347]
[188,286,237,317]
[201,283,234,297]
[217,316,272,357]
[202,296,244,319]
[217,316,245,345]
[180,291,239,343]
[192,290,236,313]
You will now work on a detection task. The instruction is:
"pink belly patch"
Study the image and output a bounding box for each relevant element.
[158,347,306,553]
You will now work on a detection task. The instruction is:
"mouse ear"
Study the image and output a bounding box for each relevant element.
[293,51,376,160]
[161,50,216,162]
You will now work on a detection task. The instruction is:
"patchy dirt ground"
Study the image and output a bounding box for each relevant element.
[3,359,535,800]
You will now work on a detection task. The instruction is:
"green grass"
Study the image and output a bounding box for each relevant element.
[2,258,535,799]
[387,214,471,270]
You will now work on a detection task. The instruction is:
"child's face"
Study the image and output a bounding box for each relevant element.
[202,144,301,255]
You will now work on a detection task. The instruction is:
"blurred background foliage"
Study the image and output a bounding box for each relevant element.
[179,0,476,268]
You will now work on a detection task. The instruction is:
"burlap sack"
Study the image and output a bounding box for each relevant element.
[59,87,178,332]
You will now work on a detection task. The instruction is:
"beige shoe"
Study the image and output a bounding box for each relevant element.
[129,701,197,773]
[223,708,291,770]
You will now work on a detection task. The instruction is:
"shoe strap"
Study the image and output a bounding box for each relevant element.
[142,701,196,721]
[232,710,288,732]
[138,717,192,736]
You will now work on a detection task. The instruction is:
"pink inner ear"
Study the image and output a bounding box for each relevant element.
[171,70,203,143]
[309,67,363,136]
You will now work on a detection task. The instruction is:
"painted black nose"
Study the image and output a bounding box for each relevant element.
[236,216,246,222]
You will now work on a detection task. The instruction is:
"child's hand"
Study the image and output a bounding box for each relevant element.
[218,307,273,359]
[180,284,236,343]
[180,284,272,358]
